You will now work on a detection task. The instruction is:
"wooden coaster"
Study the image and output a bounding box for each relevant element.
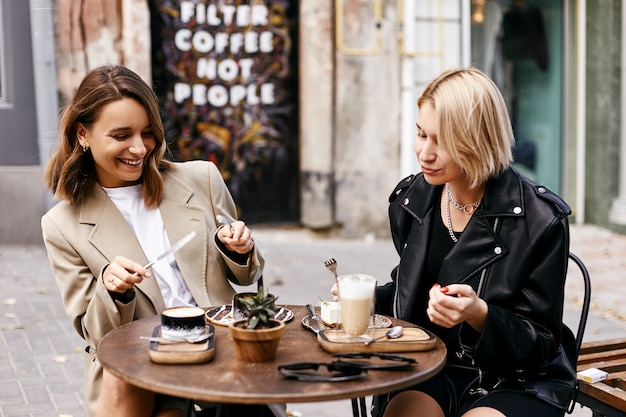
[148,325,216,364]
[317,327,436,354]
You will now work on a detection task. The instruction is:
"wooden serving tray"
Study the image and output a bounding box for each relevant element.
[148,325,216,364]
[317,327,437,354]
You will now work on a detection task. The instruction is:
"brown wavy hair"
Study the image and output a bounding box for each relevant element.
[44,65,172,208]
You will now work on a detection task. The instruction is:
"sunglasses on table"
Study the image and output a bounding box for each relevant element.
[277,352,417,382]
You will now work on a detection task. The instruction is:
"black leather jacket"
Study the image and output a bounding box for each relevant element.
[376,167,576,411]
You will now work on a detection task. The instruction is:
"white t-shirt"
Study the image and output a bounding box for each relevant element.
[103,184,196,308]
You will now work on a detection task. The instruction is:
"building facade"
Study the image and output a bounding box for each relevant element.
[1,0,624,243]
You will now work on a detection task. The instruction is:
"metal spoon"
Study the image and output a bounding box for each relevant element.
[216,215,234,233]
[140,332,213,344]
[364,326,403,345]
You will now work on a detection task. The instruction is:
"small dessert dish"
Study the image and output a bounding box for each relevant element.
[320,300,341,328]
[206,305,294,327]
[302,313,392,334]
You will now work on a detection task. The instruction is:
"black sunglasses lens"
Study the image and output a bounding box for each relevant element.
[283,362,321,371]
[278,362,366,382]
[328,361,363,372]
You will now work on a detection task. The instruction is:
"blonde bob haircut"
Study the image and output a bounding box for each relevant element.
[45,65,172,208]
[417,67,515,188]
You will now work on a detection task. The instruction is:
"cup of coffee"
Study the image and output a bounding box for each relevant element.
[161,306,206,338]
[337,274,376,341]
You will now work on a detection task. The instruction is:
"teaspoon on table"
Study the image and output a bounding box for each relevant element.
[364,325,403,345]
[140,332,213,344]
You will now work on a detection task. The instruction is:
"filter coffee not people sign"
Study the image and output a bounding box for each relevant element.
[152,0,298,223]
[172,2,276,107]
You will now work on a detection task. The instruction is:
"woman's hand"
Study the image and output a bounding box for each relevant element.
[216,220,255,254]
[331,281,339,302]
[427,283,488,332]
[103,256,150,293]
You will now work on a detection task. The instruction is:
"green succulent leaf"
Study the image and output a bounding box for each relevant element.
[235,287,279,329]
[249,316,260,329]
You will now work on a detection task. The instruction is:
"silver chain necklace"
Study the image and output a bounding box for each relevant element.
[446,183,481,214]
[445,184,482,243]
[445,190,458,243]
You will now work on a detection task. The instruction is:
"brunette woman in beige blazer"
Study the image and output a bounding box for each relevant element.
[41,65,264,417]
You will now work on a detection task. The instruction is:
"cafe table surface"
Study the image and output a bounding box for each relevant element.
[97,305,446,406]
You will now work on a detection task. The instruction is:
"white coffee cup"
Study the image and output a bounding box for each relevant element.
[161,306,206,339]
[337,274,376,339]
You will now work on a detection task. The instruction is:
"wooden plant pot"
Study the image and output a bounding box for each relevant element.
[229,319,285,362]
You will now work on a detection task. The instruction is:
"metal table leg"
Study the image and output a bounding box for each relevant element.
[351,397,368,417]
[184,399,194,417]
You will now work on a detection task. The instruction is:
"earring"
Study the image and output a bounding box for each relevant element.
[81,143,88,152]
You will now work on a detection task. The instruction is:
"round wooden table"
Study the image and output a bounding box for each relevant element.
[98,305,446,415]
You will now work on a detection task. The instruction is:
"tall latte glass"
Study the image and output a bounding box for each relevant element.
[338,274,376,341]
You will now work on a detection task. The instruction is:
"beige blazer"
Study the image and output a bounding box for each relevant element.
[41,160,264,416]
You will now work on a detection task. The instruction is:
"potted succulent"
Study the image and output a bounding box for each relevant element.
[228,287,285,362]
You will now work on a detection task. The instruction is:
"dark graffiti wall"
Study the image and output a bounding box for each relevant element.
[150,0,299,223]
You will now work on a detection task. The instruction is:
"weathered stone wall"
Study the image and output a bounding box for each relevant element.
[53,0,150,105]
[0,167,46,244]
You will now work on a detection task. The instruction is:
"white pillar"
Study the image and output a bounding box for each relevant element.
[609,0,626,224]
[299,1,334,229]
[575,0,586,224]
[30,0,59,210]
[400,0,417,178]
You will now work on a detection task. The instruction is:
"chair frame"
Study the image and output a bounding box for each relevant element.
[566,252,592,414]
[568,252,592,358]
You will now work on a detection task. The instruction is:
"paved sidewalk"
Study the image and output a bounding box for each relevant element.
[1,224,625,417]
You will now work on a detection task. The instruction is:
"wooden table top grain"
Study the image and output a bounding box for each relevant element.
[97,305,446,405]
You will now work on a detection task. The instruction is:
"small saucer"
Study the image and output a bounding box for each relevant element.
[205,305,294,327]
[301,314,392,334]
[205,305,234,326]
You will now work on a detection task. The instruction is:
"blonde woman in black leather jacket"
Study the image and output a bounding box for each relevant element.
[344,68,575,417]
